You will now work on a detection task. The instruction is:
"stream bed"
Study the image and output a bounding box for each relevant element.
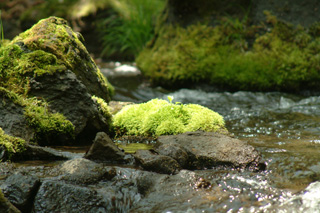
[100,62,320,212]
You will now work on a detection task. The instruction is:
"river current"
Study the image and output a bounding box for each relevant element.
[100,62,320,212]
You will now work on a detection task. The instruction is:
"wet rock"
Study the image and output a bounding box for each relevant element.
[0,189,20,213]
[33,180,109,212]
[0,173,40,212]
[157,131,263,170]
[84,132,126,163]
[57,158,115,184]
[154,140,189,168]
[134,150,181,175]
[12,144,72,161]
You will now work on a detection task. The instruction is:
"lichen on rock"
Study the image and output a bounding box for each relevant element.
[113,97,226,136]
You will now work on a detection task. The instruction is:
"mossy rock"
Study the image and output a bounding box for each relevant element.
[0,17,113,146]
[113,97,226,137]
[0,87,74,147]
[11,16,113,99]
[137,2,320,92]
[0,127,26,161]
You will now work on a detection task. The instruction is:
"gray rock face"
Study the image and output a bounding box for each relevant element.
[156,131,263,170]
[134,150,181,175]
[29,70,110,144]
[84,132,126,163]
[33,180,108,213]
[1,173,40,212]
[57,158,116,184]
[12,144,76,161]
[0,96,34,142]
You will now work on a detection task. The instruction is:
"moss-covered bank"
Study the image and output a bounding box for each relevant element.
[113,97,226,137]
[137,2,320,92]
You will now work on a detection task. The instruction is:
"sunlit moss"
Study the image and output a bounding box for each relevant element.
[0,127,26,161]
[137,12,320,92]
[10,16,113,101]
[113,97,226,136]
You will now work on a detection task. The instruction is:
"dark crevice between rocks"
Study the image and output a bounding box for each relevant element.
[22,181,41,213]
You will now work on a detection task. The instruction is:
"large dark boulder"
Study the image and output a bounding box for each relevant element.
[33,180,109,212]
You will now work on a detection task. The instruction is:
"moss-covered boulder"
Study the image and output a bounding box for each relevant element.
[0,87,75,160]
[113,97,226,136]
[137,0,320,92]
[0,17,113,148]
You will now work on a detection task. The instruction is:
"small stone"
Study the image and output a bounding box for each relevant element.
[84,132,126,163]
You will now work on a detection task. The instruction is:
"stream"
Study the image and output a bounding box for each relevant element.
[2,62,320,212]
[100,62,320,212]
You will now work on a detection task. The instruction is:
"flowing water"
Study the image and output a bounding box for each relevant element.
[100,62,320,212]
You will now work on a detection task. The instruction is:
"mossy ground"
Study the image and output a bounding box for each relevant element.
[113,97,226,137]
[137,12,320,92]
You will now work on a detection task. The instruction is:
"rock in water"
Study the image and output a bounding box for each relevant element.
[84,132,126,163]
[156,131,264,170]
[134,149,181,175]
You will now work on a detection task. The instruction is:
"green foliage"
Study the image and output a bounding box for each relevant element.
[0,128,26,161]
[113,97,226,136]
[137,12,320,92]
[98,0,165,59]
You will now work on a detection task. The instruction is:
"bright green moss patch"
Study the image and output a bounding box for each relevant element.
[137,12,320,92]
[0,128,26,161]
[113,97,226,136]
